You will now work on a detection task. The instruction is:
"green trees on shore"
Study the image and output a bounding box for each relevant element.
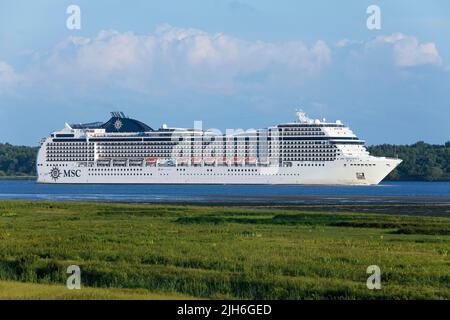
[0,141,449,181]
[0,143,38,177]
[367,142,450,181]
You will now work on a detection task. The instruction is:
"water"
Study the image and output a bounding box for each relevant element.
[0,180,449,203]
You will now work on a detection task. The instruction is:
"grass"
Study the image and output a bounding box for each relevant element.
[0,200,449,299]
[0,280,195,300]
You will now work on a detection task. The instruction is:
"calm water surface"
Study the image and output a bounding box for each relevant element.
[0,180,449,203]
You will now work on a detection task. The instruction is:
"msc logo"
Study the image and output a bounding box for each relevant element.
[50,167,61,181]
[114,119,123,130]
[49,167,81,181]
[64,169,82,178]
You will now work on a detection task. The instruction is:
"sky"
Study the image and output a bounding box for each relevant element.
[0,0,449,146]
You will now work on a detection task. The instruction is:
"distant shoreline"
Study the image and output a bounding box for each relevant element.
[1,176,449,182]
[0,176,36,180]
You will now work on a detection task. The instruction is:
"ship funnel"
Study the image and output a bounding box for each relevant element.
[110,111,127,118]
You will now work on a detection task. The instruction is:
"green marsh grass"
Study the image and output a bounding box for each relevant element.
[0,200,449,299]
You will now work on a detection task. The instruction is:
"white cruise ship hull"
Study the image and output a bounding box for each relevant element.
[37,158,401,185]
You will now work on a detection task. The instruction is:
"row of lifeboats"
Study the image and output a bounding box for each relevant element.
[161,157,259,165]
[97,157,264,166]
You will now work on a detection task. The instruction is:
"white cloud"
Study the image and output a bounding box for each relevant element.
[369,33,442,67]
[2,27,446,99]
[17,24,331,95]
[334,38,362,48]
[0,61,20,92]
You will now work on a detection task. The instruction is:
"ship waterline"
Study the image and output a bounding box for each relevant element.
[36,111,402,185]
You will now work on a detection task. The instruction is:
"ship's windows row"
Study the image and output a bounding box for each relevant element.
[284,158,335,161]
[283,132,325,136]
[283,151,336,154]
[283,127,322,131]
[284,144,334,147]
[285,149,338,152]
[228,168,258,172]
[47,143,93,146]
[178,173,302,176]
[47,159,93,162]
[47,149,93,152]
[283,143,324,146]
[88,168,143,171]
[47,153,94,156]
[284,146,334,149]
[47,147,92,150]
[283,156,336,159]
[88,173,152,176]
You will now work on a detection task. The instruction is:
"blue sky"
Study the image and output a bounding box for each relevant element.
[0,0,449,145]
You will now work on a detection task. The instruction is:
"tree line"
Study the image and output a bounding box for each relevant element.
[0,141,449,181]
[0,143,39,177]
[367,141,450,181]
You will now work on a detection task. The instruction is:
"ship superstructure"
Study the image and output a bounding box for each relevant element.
[36,111,401,185]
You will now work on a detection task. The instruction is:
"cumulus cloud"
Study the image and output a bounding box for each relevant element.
[368,33,442,67]
[2,27,445,100]
[334,38,362,48]
[0,61,20,92]
[15,24,331,95]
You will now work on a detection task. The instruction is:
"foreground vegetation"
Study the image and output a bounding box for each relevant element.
[0,280,195,300]
[0,200,449,299]
[1,141,450,181]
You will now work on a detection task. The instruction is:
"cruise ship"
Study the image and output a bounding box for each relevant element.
[36,111,402,185]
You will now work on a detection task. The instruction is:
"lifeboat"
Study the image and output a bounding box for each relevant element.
[129,158,144,166]
[113,159,127,166]
[157,159,167,165]
[216,157,228,165]
[96,159,111,166]
[204,157,216,165]
[177,157,189,164]
[145,157,157,166]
